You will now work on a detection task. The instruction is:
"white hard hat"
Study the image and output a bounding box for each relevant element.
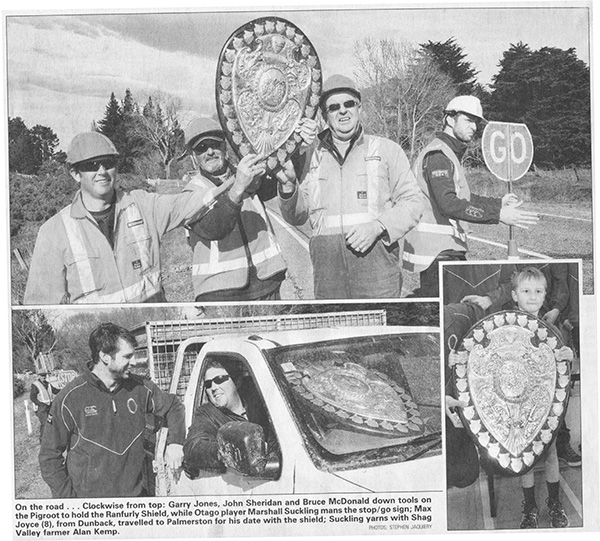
[444,96,486,122]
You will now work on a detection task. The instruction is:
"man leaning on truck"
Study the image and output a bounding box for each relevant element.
[39,323,185,498]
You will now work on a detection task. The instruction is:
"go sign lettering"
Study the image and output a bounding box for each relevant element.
[482,122,534,182]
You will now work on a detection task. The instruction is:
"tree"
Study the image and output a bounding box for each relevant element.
[354,38,456,159]
[8,117,60,174]
[487,44,591,168]
[420,38,479,95]
[97,92,123,141]
[137,92,186,179]
[12,310,58,373]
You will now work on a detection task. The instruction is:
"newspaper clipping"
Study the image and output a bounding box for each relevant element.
[3,2,598,541]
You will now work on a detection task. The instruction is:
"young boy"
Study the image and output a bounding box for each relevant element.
[511,267,569,528]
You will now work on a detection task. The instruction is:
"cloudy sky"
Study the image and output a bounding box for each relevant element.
[5,2,591,150]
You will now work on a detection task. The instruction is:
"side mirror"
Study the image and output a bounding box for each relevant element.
[217,421,279,478]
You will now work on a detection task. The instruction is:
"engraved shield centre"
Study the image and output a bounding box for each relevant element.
[217,18,322,171]
[452,311,572,475]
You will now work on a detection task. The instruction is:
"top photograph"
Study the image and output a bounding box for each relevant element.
[5,4,593,304]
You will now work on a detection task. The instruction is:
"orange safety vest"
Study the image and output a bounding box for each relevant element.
[403,138,470,273]
[32,380,55,411]
[186,173,286,296]
[301,136,391,236]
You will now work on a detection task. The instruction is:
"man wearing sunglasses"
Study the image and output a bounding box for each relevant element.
[181,117,289,301]
[278,74,424,299]
[183,361,278,476]
[403,96,540,296]
[24,131,230,304]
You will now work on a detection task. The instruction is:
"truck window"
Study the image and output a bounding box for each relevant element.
[185,353,281,478]
[266,333,441,469]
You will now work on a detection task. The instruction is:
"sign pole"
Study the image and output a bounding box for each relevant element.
[507,125,519,258]
[482,121,534,260]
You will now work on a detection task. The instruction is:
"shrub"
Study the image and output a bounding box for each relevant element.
[13,375,26,398]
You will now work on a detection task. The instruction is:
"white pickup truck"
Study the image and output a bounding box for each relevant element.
[152,324,442,496]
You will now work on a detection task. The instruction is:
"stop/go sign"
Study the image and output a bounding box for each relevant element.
[482,122,534,182]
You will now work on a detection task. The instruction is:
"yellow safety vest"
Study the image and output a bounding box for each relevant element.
[403,138,470,273]
[301,136,389,235]
[187,174,286,296]
[32,380,55,411]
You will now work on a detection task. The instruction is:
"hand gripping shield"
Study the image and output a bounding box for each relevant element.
[216,17,322,172]
[450,310,573,476]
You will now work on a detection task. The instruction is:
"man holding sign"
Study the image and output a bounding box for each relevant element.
[403,96,539,297]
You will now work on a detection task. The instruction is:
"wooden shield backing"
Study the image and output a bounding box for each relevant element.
[285,359,425,439]
[450,310,572,476]
[216,17,322,172]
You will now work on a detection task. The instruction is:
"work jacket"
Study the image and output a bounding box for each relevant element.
[39,364,185,498]
[403,135,502,273]
[279,128,423,299]
[185,171,286,298]
[24,186,225,304]
[30,380,56,411]
[403,137,471,273]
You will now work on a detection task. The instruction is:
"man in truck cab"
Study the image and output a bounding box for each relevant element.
[182,360,279,477]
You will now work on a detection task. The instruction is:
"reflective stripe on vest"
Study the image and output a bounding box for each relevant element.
[412,221,468,242]
[308,137,381,235]
[191,197,283,277]
[60,204,160,303]
[33,380,54,405]
[402,138,469,272]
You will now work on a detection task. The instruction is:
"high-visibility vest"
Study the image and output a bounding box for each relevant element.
[58,201,162,303]
[32,380,55,411]
[403,138,470,273]
[301,136,390,236]
[187,174,286,296]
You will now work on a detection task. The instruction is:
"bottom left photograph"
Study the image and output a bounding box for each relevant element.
[12,302,443,516]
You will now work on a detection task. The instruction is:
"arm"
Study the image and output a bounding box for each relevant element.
[30,384,44,410]
[187,190,241,241]
[145,380,186,470]
[375,141,424,244]
[424,151,502,224]
[277,149,312,226]
[460,264,516,312]
[23,221,69,305]
[38,397,78,498]
[543,264,569,323]
[183,405,225,472]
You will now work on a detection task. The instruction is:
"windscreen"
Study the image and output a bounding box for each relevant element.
[267,333,441,465]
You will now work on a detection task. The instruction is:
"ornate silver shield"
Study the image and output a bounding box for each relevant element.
[450,310,572,475]
[286,360,425,438]
[216,17,322,171]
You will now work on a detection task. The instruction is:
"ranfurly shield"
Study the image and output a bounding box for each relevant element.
[216,17,322,172]
[450,310,573,476]
[285,360,425,439]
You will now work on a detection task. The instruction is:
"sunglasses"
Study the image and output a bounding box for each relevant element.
[193,139,223,155]
[78,158,117,173]
[204,374,230,389]
[326,99,359,114]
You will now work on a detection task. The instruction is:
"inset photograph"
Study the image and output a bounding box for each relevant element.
[443,261,582,530]
[12,302,442,499]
